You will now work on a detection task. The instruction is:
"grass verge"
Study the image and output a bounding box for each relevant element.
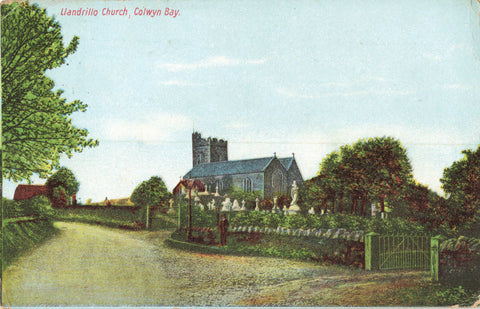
[1,219,57,275]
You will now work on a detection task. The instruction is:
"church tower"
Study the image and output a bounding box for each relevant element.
[192,132,228,167]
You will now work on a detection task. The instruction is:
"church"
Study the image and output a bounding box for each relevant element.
[183,132,303,198]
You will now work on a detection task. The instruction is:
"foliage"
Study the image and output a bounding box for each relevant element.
[219,211,443,236]
[1,2,98,182]
[302,137,413,217]
[439,236,480,290]
[45,167,78,207]
[2,219,57,273]
[3,196,53,219]
[176,197,219,230]
[226,186,262,209]
[46,167,79,197]
[130,176,171,208]
[441,144,480,228]
[435,286,478,306]
[53,206,144,229]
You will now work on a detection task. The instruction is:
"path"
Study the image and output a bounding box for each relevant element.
[2,221,430,306]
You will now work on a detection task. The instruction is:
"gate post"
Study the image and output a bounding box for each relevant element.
[430,235,446,282]
[365,232,380,270]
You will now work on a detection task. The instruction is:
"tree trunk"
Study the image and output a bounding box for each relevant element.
[352,194,358,214]
[331,195,336,214]
[360,195,367,217]
[338,192,344,213]
[379,195,385,213]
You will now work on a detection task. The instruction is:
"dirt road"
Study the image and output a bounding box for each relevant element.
[2,221,430,306]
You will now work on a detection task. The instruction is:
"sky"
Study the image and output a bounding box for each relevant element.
[3,0,480,202]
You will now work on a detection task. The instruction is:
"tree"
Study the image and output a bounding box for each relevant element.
[46,167,79,197]
[131,176,171,230]
[1,2,98,183]
[130,176,171,208]
[306,137,413,216]
[441,145,480,227]
[401,182,449,229]
[46,167,79,207]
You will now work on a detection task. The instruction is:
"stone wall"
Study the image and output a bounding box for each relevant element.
[192,132,228,167]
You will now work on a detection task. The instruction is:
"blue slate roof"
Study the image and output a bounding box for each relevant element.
[184,156,295,178]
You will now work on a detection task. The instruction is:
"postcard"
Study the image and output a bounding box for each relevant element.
[1,0,480,306]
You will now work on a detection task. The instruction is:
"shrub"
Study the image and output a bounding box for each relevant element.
[435,286,477,306]
[439,236,480,290]
[3,196,53,219]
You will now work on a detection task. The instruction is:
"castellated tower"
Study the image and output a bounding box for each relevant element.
[192,132,228,167]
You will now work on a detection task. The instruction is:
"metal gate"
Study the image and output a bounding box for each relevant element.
[378,236,430,270]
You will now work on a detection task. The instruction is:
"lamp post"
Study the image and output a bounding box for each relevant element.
[188,181,193,241]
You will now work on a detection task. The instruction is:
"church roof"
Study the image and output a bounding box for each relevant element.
[279,157,294,170]
[184,156,295,178]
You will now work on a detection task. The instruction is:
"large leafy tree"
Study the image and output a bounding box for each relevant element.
[1,2,98,182]
[46,167,79,197]
[46,167,79,207]
[130,176,171,208]
[441,145,480,226]
[305,137,413,216]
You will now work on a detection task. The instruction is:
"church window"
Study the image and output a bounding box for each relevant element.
[272,170,286,194]
[215,179,223,192]
[243,178,252,193]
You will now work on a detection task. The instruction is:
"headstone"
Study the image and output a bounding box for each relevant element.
[221,197,232,212]
[167,198,176,214]
[232,199,241,211]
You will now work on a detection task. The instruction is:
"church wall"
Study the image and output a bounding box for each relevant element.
[287,159,304,187]
[264,158,288,198]
[231,173,264,195]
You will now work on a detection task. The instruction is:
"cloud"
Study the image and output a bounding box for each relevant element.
[158,80,202,86]
[276,87,412,100]
[422,44,471,62]
[102,113,191,143]
[157,56,269,72]
[443,84,473,91]
[276,75,414,100]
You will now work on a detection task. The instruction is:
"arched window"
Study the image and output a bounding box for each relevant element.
[272,170,286,194]
[243,178,252,193]
[215,179,223,192]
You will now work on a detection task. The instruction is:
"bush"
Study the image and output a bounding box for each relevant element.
[439,236,480,290]
[435,286,477,306]
[3,196,53,219]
